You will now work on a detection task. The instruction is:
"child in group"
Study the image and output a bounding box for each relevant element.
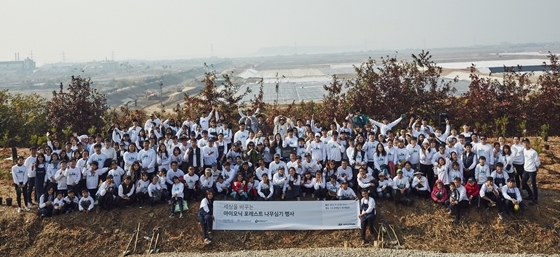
[107,160,126,187]
[337,181,356,200]
[445,177,469,223]
[79,189,94,213]
[39,187,56,219]
[431,179,448,205]
[359,189,376,245]
[147,175,163,207]
[52,191,65,216]
[474,156,490,186]
[63,189,79,214]
[464,177,480,210]
[157,169,170,203]
[215,175,230,200]
[231,179,248,201]
[170,176,185,218]
[198,190,214,244]
[136,172,150,208]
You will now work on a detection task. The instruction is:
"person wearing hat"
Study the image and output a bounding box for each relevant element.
[502,177,526,214]
[393,169,411,200]
[479,177,505,219]
[306,133,327,165]
[337,181,356,200]
[431,179,448,204]
[199,168,215,195]
[269,153,288,177]
[302,152,322,176]
[521,137,540,204]
[411,171,430,198]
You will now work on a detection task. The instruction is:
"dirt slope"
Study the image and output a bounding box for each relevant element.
[0,138,559,256]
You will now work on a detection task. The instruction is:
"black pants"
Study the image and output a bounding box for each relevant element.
[445,199,469,220]
[14,184,30,208]
[420,164,434,189]
[513,164,524,189]
[480,193,504,212]
[522,171,538,202]
[27,177,36,203]
[98,194,116,210]
[116,195,136,208]
[360,213,376,240]
[184,188,199,201]
[137,192,149,206]
[411,188,430,199]
[314,188,327,199]
[40,205,54,217]
[273,185,284,200]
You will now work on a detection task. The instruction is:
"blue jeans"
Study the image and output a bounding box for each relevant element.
[522,171,538,201]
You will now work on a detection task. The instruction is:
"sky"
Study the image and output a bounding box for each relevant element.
[2,0,559,65]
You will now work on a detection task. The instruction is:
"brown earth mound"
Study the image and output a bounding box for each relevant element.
[0,139,559,256]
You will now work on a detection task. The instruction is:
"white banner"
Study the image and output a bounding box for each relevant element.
[213,200,360,230]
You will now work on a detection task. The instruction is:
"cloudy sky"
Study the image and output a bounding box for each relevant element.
[2,0,559,64]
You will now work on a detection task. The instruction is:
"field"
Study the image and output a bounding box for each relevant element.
[0,138,558,256]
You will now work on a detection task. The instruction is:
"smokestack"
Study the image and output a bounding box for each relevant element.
[15,53,17,61]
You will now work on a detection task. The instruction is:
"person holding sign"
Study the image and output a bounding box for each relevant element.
[359,189,376,245]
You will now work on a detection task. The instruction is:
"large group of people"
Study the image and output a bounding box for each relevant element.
[11,107,541,244]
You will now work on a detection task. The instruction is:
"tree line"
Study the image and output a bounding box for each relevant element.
[0,51,558,148]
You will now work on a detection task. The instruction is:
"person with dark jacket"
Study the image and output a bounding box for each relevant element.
[198,189,215,244]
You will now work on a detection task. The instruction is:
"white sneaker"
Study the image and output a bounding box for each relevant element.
[316,198,320,201]
[311,194,315,199]
[25,207,31,212]
[27,203,33,208]
[297,197,300,201]
[17,208,22,213]
[204,238,211,244]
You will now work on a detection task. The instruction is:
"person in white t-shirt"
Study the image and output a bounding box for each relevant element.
[521,138,541,204]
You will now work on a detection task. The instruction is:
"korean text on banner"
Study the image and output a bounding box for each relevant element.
[214,200,360,230]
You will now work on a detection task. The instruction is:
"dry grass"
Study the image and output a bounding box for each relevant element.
[0,139,559,256]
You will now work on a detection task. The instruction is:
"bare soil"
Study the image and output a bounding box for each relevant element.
[0,138,559,256]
